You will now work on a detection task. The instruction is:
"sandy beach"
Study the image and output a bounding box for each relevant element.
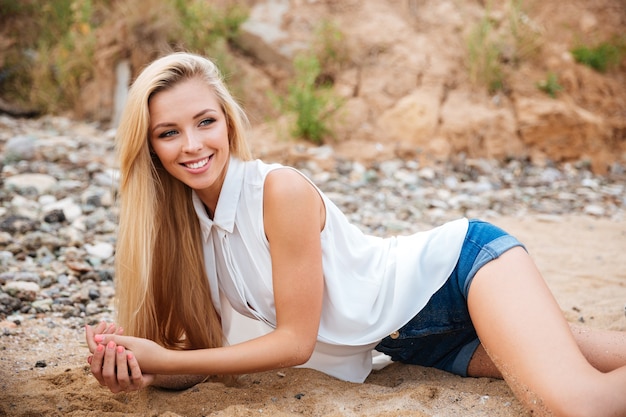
[1,214,624,417]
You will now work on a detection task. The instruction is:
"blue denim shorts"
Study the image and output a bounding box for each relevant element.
[374,219,525,376]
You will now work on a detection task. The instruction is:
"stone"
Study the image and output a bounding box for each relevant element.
[376,88,441,151]
[440,90,524,160]
[84,242,114,260]
[515,97,611,171]
[238,0,298,69]
[4,174,58,195]
[3,281,41,301]
[4,135,38,162]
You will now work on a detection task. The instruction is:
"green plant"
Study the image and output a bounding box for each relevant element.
[0,0,32,19]
[466,0,543,94]
[536,72,563,98]
[467,14,505,93]
[282,54,339,144]
[312,19,349,76]
[275,20,346,144]
[571,41,622,73]
[508,0,542,61]
[1,0,98,113]
[0,0,249,115]
[165,0,247,86]
[171,0,247,52]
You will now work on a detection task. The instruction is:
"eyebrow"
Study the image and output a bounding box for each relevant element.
[151,108,219,133]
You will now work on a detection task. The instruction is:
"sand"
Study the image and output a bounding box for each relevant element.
[1,214,625,417]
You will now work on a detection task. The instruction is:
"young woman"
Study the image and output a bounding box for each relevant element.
[85,52,626,417]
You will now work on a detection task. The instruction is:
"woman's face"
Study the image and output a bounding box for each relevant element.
[149,77,230,207]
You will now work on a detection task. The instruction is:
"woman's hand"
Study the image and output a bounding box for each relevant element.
[85,322,156,393]
[86,321,122,354]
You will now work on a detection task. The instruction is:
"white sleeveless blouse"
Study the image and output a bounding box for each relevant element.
[193,157,468,382]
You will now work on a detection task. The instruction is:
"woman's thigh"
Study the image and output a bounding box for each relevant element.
[467,246,611,415]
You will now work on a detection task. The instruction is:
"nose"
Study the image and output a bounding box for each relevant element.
[182,130,203,152]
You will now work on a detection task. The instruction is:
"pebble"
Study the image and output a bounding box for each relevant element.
[0,114,624,324]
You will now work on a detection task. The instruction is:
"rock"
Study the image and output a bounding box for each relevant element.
[3,281,41,302]
[43,209,66,223]
[0,293,21,315]
[42,198,82,222]
[238,0,300,70]
[0,320,18,329]
[440,91,524,160]
[84,242,114,260]
[4,135,38,162]
[92,169,120,188]
[4,173,58,195]
[376,88,441,152]
[515,97,611,172]
[0,215,40,234]
[583,205,605,216]
[37,136,79,163]
[32,299,53,313]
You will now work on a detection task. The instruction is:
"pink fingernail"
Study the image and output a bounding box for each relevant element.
[94,334,103,343]
[117,346,124,354]
[127,353,134,360]
[96,344,104,352]
[107,341,115,349]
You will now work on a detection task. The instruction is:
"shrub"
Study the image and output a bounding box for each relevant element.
[275,20,346,144]
[467,15,505,93]
[536,71,562,98]
[284,54,334,144]
[466,0,542,94]
[0,0,248,115]
[571,41,622,73]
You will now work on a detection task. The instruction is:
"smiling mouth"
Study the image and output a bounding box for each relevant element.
[182,156,211,169]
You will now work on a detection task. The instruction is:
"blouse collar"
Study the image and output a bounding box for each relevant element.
[192,156,245,239]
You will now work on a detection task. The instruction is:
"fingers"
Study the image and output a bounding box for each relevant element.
[85,322,123,352]
[104,323,123,335]
[89,343,106,386]
[126,351,144,388]
[94,333,132,347]
[86,322,141,393]
[89,339,144,393]
[115,345,132,391]
[101,341,119,389]
[85,321,106,352]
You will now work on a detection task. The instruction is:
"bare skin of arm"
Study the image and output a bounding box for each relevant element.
[86,169,325,388]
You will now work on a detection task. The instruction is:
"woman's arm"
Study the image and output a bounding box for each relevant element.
[90,168,326,377]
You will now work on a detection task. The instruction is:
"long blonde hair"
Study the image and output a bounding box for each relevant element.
[114,52,251,350]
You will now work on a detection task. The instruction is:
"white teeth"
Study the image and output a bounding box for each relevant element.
[185,158,209,169]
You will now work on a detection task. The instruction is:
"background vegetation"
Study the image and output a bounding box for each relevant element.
[0,0,246,114]
[0,0,624,143]
[0,0,350,143]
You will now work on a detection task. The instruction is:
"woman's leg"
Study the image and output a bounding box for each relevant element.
[569,324,626,373]
[467,325,626,378]
[467,246,626,417]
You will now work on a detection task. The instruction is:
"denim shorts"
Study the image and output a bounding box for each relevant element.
[374,219,525,376]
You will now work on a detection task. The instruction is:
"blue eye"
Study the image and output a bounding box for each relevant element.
[158,129,178,138]
[199,118,216,127]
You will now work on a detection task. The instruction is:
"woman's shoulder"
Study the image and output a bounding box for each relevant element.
[242,158,309,188]
[241,158,287,179]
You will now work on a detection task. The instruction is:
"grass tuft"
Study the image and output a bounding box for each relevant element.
[571,40,623,73]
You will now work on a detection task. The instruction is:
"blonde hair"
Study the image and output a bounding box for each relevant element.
[114,52,251,350]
